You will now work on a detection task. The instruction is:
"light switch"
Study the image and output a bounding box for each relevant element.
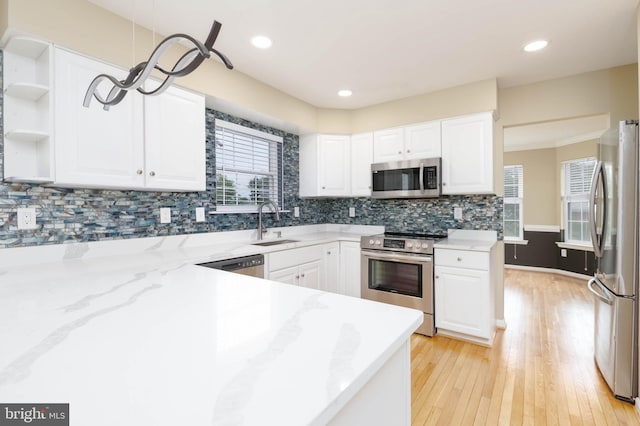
[160,208,171,224]
[454,207,463,220]
[561,249,567,257]
[294,207,300,218]
[349,207,356,218]
[195,207,205,222]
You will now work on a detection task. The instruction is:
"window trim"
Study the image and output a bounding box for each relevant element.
[503,164,524,241]
[214,119,284,213]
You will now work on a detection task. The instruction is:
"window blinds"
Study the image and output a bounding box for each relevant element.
[214,120,283,211]
[503,165,523,199]
[565,159,596,195]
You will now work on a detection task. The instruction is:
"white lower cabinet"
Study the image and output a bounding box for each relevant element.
[434,247,495,345]
[267,245,325,290]
[267,240,362,297]
[324,242,340,293]
[339,241,361,297]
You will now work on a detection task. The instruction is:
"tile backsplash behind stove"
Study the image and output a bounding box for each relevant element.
[0,50,502,249]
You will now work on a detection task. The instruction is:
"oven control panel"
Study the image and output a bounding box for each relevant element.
[360,235,435,254]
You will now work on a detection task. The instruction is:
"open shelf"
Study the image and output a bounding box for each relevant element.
[4,129,50,143]
[5,82,49,101]
[4,36,49,59]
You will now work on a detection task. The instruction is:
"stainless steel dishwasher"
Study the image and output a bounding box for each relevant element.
[197,254,265,278]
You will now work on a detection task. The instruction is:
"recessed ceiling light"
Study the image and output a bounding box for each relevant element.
[251,35,272,49]
[524,40,548,52]
[338,89,352,97]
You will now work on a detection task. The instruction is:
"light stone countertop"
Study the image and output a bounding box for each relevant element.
[433,229,498,252]
[0,224,423,425]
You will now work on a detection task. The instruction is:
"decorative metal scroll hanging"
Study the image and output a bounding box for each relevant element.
[83,20,233,110]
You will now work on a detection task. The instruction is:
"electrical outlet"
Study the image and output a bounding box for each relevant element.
[294,207,300,218]
[17,208,37,230]
[195,207,205,222]
[349,207,356,218]
[454,207,463,220]
[160,208,171,224]
[561,248,567,257]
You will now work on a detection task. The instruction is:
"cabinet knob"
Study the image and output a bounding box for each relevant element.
[398,150,402,154]
[301,274,305,278]
[407,149,411,153]
[136,169,143,175]
[442,182,447,186]
[322,186,326,189]
[457,257,462,261]
[149,171,156,177]
[435,275,439,279]
[295,275,300,279]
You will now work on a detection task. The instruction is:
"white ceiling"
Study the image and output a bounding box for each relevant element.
[87,0,638,110]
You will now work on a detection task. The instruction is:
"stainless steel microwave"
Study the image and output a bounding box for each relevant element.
[371,158,441,199]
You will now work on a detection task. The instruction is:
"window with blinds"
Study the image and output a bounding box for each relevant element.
[503,165,524,240]
[214,120,284,212]
[563,158,596,243]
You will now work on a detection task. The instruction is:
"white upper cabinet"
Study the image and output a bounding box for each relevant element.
[350,132,374,197]
[299,134,351,197]
[373,121,441,163]
[440,112,494,195]
[372,127,404,163]
[53,47,206,191]
[54,48,145,189]
[143,84,206,191]
[404,121,441,159]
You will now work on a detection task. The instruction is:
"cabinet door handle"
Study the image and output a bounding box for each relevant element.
[136,169,143,175]
[149,171,156,177]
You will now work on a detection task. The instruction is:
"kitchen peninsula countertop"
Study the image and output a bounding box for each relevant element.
[0,225,422,425]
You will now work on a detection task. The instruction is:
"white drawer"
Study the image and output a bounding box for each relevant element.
[268,244,324,271]
[435,248,489,270]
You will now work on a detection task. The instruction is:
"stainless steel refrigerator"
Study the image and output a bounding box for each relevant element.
[588,120,638,402]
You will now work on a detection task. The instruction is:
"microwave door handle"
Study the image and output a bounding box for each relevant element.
[589,161,604,257]
[419,162,425,193]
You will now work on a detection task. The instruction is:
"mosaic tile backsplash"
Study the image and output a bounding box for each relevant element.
[0,50,502,249]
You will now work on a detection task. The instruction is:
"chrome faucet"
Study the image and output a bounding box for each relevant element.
[257,199,280,240]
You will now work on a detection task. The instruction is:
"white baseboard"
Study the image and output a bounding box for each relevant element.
[496,319,507,329]
[504,264,591,281]
[635,398,640,416]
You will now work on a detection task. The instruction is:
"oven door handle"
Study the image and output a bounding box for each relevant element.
[419,162,425,193]
[362,250,432,263]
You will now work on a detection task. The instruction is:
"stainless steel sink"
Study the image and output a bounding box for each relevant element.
[251,239,299,246]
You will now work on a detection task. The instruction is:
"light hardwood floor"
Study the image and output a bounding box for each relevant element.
[411,269,640,425]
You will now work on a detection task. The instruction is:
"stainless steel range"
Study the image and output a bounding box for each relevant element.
[361,232,445,336]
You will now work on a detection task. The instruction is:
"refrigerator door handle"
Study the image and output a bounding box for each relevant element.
[588,278,614,305]
[589,161,607,258]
